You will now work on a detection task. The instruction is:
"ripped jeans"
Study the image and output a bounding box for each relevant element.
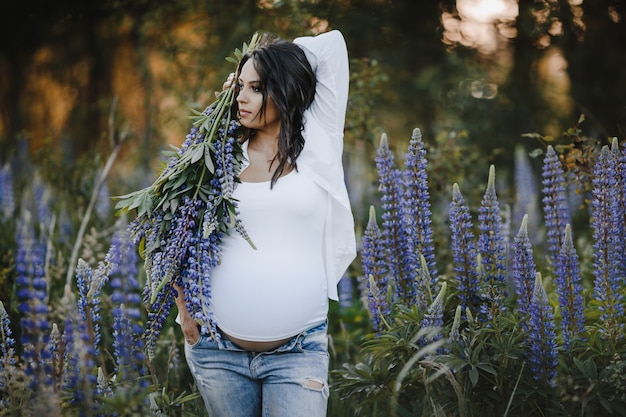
[184,321,330,417]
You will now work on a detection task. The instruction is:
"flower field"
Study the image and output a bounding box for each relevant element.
[1,121,625,416]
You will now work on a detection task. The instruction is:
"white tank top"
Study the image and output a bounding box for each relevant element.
[210,170,329,341]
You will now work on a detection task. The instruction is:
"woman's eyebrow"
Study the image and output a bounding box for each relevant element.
[238,78,262,85]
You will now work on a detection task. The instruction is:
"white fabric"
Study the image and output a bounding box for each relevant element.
[211,170,329,340]
[294,30,356,301]
[234,30,356,301]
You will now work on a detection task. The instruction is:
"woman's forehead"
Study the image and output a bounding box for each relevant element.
[239,59,261,82]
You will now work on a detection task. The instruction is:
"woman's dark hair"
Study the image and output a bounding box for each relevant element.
[233,34,316,187]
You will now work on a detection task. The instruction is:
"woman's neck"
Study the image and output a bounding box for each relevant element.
[248,130,278,157]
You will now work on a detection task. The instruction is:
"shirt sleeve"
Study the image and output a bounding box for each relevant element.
[294,30,350,154]
[294,31,356,300]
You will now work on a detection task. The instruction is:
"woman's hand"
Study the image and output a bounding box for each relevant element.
[174,284,200,345]
[215,72,236,97]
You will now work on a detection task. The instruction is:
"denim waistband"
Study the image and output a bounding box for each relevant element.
[216,320,327,353]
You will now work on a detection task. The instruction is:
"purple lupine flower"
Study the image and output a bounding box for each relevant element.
[477,165,508,324]
[513,146,539,240]
[108,223,146,381]
[542,145,571,266]
[0,301,16,368]
[61,306,97,410]
[362,206,391,334]
[449,183,480,317]
[0,301,16,410]
[590,144,624,341]
[112,304,146,384]
[512,214,537,330]
[75,259,103,358]
[32,174,53,229]
[613,138,626,278]
[143,281,177,359]
[338,275,354,309]
[0,163,15,221]
[527,273,558,387]
[58,207,73,246]
[403,128,437,307]
[94,181,111,222]
[109,222,142,319]
[178,193,223,337]
[554,224,585,350]
[376,134,416,306]
[420,282,447,349]
[15,215,53,389]
[449,304,463,343]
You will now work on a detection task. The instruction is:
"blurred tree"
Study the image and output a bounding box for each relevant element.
[0,0,624,179]
[553,0,626,139]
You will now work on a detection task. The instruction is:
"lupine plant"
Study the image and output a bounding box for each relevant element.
[334,131,626,417]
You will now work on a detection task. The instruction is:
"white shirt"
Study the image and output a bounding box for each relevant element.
[211,170,329,340]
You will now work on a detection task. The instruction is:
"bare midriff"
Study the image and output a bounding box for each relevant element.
[221,329,292,352]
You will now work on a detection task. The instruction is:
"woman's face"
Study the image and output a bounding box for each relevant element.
[236,59,280,134]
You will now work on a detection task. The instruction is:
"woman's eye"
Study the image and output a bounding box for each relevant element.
[252,86,262,93]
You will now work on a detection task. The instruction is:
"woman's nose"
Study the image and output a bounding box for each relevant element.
[236,88,247,103]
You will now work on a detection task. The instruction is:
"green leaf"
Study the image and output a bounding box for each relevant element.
[469,366,479,387]
[574,357,597,380]
[169,171,188,191]
[170,197,179,214]
[475,363,497,375]
[190,144,204,164]
[204,143,215,173]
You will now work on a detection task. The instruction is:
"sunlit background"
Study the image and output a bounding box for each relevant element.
[0,0,623,191]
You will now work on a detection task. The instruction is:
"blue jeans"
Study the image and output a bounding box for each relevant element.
[184,321,330,417]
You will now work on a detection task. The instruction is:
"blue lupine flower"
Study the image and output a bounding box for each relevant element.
[15,214,53,389]
[75,259,103,358]
[449,183,480,317]
[109,222,142,318]
[95,181,111,222]
[554,224,585,350]
[376,134,416,306]
[143,281,177,359]
[0,163,15,221]
[107,223,146,381]
[449,304,463,343]
[0,301,16,368]
[112,304,146,384]
[527,273,558,387]
[420,282,447,349]
[477,165,508,324]
[513,146,540,242]
[57,207,73,245]
[32,174,53,229]
[62,306,97,410]
[338,275,354,309]
[613,138,626,277]
[512,214,537,330]
[590,144,624,341]
[403,128,437,307]
[362,206,391,334]
[542,145,571,265]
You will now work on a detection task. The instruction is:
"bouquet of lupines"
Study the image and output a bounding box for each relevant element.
[115,34,259,358]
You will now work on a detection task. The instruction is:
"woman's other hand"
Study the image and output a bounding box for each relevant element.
[215,72,236,97]
[174,284,200,345]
